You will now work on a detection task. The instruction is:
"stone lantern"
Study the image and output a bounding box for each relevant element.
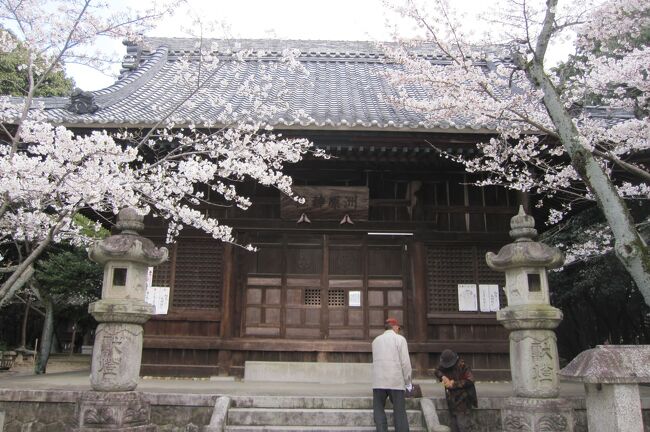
[77,208,168,432]
[88,207,168,391]
[560,345,650,432]
[486,206,574,431]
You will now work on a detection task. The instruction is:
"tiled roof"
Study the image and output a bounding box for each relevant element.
[25,38,499,132]
[34,38,507,132]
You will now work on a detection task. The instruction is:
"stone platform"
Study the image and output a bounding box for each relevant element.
[1,370,649,431]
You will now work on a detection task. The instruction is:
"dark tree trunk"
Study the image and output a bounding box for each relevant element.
[35,292,54,375]
[69,323,77,356]
[19,297,31,348]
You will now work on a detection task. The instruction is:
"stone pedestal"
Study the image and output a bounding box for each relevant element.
[497,305,562,398]
[89,300,152,392]
[501,397,574,432]
[585,383,641,432]
[76,391,156,432]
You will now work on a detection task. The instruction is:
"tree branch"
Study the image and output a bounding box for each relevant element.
[0,216,66,303]
[534,0,558,63]
[593,149,650,183]
[14,294,46,317]
[0,264,34,308]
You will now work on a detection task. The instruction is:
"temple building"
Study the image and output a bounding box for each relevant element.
[39,38,517,379]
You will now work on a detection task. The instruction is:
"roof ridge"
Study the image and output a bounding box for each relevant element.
[131,38,503,66]
[137,37,484,60]
[92,46,169,108]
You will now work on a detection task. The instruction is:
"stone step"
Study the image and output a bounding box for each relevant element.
[244,361,373,383]
[227,407,424,427]
[230,395,421,410]
[225,426,427,432]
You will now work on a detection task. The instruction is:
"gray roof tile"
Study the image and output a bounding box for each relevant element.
[28,38,502,132]
[33,38,624,132]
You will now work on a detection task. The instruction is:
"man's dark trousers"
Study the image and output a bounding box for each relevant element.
[372,388,410,432]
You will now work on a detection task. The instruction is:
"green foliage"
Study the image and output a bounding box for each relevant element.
[0,33,74,97]
[73,214,110,239]
[550,251,650,361]
[31,215,106,315]
[35,246,102,307]
[542,206,650,361]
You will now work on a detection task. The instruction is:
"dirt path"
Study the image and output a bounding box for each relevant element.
[4,353,91,376]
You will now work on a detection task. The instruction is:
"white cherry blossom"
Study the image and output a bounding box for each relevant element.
[384,0,650,305]
[0,0,323,305]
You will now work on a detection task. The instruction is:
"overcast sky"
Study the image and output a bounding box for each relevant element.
[67,0,571,90]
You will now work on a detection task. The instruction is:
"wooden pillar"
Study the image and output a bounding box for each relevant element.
[409,240,428,343]
[218,243,235,376]
[217,349,232,376]
[415,352,430,378]
[410,240,430,377]
[220,243,235,338]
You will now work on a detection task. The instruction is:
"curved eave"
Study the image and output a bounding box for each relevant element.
[485,243,565,271]
[52,120,502,134]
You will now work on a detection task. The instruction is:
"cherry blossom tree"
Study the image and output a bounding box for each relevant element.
[383,0,650,306]
[0,0,322,306]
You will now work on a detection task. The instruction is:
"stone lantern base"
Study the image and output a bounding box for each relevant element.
[75,391,156,432]
[501,397,574,432]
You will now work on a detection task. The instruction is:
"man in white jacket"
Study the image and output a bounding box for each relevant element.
[372,317,413,432]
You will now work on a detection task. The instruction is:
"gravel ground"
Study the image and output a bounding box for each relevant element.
[6,353,91,376]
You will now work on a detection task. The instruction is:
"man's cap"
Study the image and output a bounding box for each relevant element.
[439,349,459,369]
[385,317,400,327]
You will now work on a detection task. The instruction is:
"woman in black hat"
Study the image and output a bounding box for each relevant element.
[434,349,478,432]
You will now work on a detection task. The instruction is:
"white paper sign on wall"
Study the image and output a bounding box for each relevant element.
[145,286,170,315]
[479,284,500,312]
[458,284,478,311]
[349,290,361,307]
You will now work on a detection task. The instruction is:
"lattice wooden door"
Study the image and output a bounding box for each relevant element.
[242,233,408,340]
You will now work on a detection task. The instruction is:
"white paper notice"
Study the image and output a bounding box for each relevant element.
[349,290,361,307]
[457,284,478,311]
[145,286,170,315]
[479,284,500,312]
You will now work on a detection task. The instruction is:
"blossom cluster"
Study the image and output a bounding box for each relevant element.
[0,0,326,302]
[382,0,650,264]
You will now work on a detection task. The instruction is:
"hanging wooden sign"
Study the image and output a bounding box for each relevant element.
[281,186,369,220]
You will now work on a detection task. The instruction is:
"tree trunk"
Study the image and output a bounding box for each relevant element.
[69,323,77,356]
[20,297,31,348]
[525,60,650,308]
[34,289,55,375]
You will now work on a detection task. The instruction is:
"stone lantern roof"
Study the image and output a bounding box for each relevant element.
[88,207,168,266]
[559,345,650,384]
[486,206,564,271]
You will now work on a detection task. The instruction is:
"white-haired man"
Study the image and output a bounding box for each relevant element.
[372,317,413,432]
